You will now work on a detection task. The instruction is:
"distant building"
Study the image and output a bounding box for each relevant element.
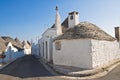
[4,42,24,62]
[5,42,18,52]
[0,36,23,53]
[0,36,25,62]
[23,40,31,55]
[37,6,120,69]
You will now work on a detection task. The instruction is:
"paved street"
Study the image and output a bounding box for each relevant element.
[92,64,120,80]
[0,55,120,80]
[0,55,66,80]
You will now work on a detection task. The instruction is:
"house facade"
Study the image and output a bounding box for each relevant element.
[0,36,31,63]
[38,27,56,62]
[37,6,120,69]
[53,33,120,69]
[37,6,63,63]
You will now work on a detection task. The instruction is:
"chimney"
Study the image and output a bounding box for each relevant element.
[115,27,120,41]
[55,6,62,36]
[68,11,79,28]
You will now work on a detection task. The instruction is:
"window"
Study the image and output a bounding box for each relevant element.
[55,41,61,50]
[70,15,73,20]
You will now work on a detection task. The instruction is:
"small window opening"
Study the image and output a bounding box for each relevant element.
[55,41,61,50]
[70,15,73,20]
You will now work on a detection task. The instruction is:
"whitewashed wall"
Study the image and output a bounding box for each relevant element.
[53,39,92,69]
[42,38,52,62]
[24,48,31,55]
[0,42,24,63]
[37,39,42,57]
[38,39,43,57]
[23,42,31,55]
[3,51,24,62]
[91,40,120,68]
[39,28,56,62]
[31,44,37,55]
[32,43,40,56]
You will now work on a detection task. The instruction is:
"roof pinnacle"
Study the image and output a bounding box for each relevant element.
[56,6,58,11]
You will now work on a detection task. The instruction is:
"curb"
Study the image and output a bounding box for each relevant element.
[39,58,120,79]
[38,58,59,76]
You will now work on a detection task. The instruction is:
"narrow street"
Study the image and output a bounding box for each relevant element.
[0,55,67,80]
[0,55,120,80]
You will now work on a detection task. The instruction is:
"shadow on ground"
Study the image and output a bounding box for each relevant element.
[0,55,56,78]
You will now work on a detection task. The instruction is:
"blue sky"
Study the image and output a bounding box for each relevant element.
[0,0,120,42]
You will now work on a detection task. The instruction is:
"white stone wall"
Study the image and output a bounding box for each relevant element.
[91,40,120,68]
[1,42,24,62]
[23,41,31,55]
[3,51,24,62]
[43,39,49,61]
[42,38,53,62]
[38,28,56,62]
[38,39,43,57]
[46,39,51,61]
[24,48,31,55]
[53,39,92,69]
[53,39,120,69]
[32,44,40,56]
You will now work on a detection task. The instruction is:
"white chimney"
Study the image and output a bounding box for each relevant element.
[68,11,79,28]
[55,6,62,36]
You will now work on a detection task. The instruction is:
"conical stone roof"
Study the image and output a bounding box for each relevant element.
[0,37,6,52]
[2,36,23,49]
[55,22,116,41]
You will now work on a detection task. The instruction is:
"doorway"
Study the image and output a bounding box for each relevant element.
[45,41,48,60]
